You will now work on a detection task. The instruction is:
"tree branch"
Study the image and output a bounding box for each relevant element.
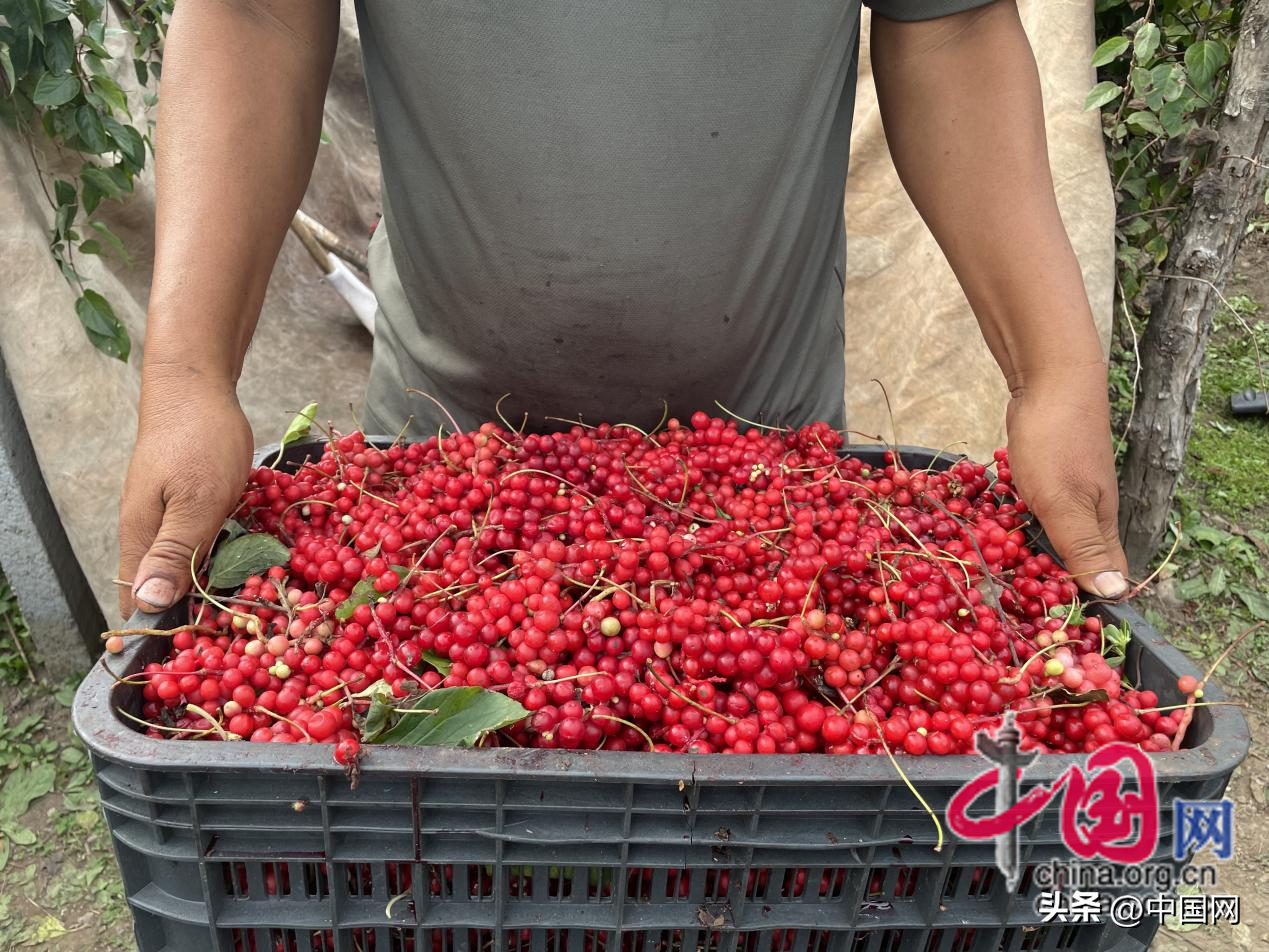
[1118,0,1269,571]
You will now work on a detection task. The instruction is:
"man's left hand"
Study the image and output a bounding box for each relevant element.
[1005,363,1130,600]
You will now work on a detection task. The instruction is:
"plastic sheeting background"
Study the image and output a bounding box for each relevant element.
[0,2,1113,619]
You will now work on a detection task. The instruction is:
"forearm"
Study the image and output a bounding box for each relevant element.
[143,0,338,390]
[871,1,1104,391]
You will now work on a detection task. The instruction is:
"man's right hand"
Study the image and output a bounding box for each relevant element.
[114,0,339,619]
[118,372,254,618]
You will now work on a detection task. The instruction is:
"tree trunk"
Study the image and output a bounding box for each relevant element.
[1119,1,1269,572]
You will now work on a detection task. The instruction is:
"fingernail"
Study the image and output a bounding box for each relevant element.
[1092,571,1129,599]
[135,577,175,609]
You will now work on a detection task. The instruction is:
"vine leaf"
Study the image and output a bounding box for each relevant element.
[53,179,76,207]
[75,105,110,154]
[1134,23,1161,63]
[0,44,16,94]
[73,290,129,361]
[1083,81,1123,112]
[207,534,291,590]
[43,19,76,74]
[1091,36,1130,69]
[1047,602,1086,627]
[89,74,128,114]
[1185,40,1229,90]
[101,115,145,166]
[38,0,72,26]
[359,682,395,741]
[88,220,129,262]
[31,72,78,107]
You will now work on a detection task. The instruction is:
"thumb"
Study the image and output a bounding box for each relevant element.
[131,498,226,613]
[1039,489,1130,601]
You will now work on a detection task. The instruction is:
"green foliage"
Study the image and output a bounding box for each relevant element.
[1102,621,1131,667]
[0,634,129,944]
[1159,301,1269,666]
[0,688,131,946]
[0,577,130,946]
[0,571,34,686]
[1184,305,1269,512]
[0,0,172,361]
[1091,2,1239,308]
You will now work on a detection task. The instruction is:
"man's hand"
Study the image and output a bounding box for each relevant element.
[1005,364,1129,599]
[871,3,1130,595]
[118,370,254,617]
[115,0,337,616]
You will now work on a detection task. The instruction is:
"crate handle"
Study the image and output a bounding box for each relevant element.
[123,606,174,631]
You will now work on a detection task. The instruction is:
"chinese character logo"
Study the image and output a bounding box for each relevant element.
[952,711,1036,890]
[1174,798,1234,860]
[947,713,1161,888]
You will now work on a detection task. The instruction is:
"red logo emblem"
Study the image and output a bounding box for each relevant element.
[946,713,1159,887]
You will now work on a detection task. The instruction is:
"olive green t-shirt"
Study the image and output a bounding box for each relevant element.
[354,0,992,435]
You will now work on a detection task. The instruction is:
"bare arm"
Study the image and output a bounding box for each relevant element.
[146,0,338,375]
[871,0,1129,597]
[120,0,339,615]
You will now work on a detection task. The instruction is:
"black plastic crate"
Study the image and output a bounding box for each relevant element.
[75,443,1250,952]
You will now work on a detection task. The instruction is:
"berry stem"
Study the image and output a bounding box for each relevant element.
[183,703,237,742]
[1125,524,1183,599]
[115,706,219,740]
[100,624,216,640]
[255,707,317,743]
[873,717,944,853]
[644,663,737,724]
[591,713,656,752]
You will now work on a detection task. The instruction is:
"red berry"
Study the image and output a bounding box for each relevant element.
[334,738,361,765]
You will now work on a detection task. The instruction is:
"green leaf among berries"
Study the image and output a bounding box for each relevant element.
[207,533,290,590]
[271,402,319,467]
[421,650,453,675]
[1102,622,1131,668]
[334,566,411,621]
[364,686,528,747]
[359,682,396,742]
[1048,602,1085,627]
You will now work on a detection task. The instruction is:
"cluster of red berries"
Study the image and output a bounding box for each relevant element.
[128,413,1181,758]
